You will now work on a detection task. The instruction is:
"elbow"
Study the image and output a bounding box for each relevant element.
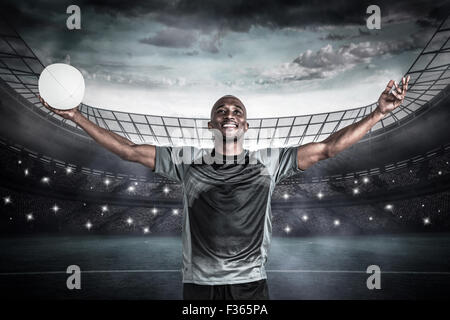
[324,143,336,159]
[120,145,136,162]
[326,150,336,159]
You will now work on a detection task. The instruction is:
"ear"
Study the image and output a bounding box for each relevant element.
[207,121,212,130]
[244,121,249,132]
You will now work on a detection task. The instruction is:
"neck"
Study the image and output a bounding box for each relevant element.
[214,138,244,156]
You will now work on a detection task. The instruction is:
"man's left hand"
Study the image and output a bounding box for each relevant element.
[377,75,410,115]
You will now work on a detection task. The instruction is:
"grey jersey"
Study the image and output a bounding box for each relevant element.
[154,146,302,285]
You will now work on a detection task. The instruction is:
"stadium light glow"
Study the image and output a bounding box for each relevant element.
[423,217,430,225]
[104,178,110,186]
[152,208,158,215]
[3,196,11,204]
[134,182,138,186]
[52,204,59,213]
[128,186,135,192]
[163,186,170,194]
[26,213,33,221]
[302,214,308,222]
[86,221,92,230]
[354,180,358,184]
[24,168,29,176]
[369,216,373,221]
[101,205,108,212]
[126,217,133,225]
[438,171,442,175]
[363,177,369,184]
[284,225,291,234]
[385,204,393,210]
[353,188,359,195]
[283,193,289,200]
[172,209,179,215]
[66,167,72,174]
[41,177,50,183]
[143,227,149,234]
[18,160,22,164]
[317,192,323,199]
[334,219,340,226]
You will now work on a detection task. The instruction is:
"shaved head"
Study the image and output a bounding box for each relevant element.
[211,95,246,120]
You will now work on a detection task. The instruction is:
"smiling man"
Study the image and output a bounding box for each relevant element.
[39,76,409,300]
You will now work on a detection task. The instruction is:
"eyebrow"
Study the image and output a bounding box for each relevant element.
[215,104,244,112]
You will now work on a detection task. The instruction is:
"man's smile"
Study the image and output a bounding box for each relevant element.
[221,121,238,128]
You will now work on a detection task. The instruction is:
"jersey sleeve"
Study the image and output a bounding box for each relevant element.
[261,147,304,184]
[153,146,190,183]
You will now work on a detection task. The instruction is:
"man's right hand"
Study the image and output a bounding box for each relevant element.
[38,95,80,122]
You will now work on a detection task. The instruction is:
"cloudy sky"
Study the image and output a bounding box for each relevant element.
[2,0,448,117]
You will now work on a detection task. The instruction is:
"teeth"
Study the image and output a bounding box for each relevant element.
[223,123,237,128]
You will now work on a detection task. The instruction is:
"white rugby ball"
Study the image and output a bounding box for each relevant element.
[38,63,85,110]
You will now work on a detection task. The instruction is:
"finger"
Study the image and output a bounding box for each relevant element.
[401,77,406,95]
[391,91,403,101]
[393,81,402,95]
[42,101,55,111]
[405,75,410,91]
[383,80,394,94]
[392,91,402,100]
[38,96,50,108]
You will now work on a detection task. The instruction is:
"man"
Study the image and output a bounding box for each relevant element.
[39,76,409,300]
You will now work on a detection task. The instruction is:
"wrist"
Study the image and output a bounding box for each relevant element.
[72,110,83,123]
[373,103,385,120]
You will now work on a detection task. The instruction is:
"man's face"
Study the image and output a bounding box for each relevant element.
[208,96,249,139]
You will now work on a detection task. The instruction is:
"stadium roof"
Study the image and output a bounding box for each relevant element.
[0,16,449,149]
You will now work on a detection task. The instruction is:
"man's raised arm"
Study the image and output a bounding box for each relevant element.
[297,76,410,171]
[39,96,156,169]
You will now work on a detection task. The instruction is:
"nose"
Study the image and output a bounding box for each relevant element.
[224,110,235,120]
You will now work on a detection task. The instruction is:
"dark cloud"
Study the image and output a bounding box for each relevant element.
[139,28,197,48]
[183,50,199,56]
[320,28,374,41]
[322,33,348,41]
[139,28,223,54]
[259,28,432,83]
[198,31,222,54]
[199,40,219,53]
[2,0,448,34]
[87,0,449,32]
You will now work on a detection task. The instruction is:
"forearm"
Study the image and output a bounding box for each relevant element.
[73,111,134,159]
[109,130,134,146]
[324,108,385,158]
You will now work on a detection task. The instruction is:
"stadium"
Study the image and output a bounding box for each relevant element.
[0,3,449,301]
